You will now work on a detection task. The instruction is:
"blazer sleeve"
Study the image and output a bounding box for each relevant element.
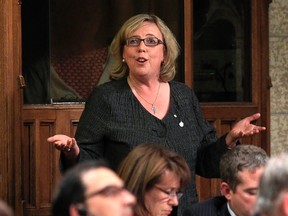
[59,86,111,172]
[189,90,229,178]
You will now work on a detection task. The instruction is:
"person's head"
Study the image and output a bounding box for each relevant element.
[254,153,288,216]
[109,14,180,82]
[0,200,13,216]
[220,145,268,216]
[52,160,136,216]
[118,144,190,216]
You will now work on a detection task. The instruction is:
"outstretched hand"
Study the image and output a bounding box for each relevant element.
[226,113,266,147]
[47,134,79,155]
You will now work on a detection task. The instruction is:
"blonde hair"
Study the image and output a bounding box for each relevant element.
[118,144,190,216]
[109,14,180,82]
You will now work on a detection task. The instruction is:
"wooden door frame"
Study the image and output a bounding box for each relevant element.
[0,0,22,215]
[184,0,271,154]
[183,0,271,200]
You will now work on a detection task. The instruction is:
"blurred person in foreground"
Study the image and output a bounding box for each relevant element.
[254,153,288,216]
[52,160,136,216]
[118,143,190,216]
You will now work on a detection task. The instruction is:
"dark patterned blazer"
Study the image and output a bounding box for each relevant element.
[183,196,231,216]
[61,78,229,215]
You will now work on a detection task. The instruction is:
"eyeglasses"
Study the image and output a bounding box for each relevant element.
[125,37,165,47]
[154,186,183,200]
[86,185,127,199]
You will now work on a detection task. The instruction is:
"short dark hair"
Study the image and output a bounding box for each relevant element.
[52,160,108,216]
[220,145,268,192]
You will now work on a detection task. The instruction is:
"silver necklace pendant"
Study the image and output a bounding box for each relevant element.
[128,77,161,115]
[152,104,157,114]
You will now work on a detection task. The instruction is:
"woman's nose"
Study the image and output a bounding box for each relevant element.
[168,196,179,206]
[137,41,146,52]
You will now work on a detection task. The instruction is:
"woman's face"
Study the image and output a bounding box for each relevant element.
[144,170,181,216]
[122,22,166,79]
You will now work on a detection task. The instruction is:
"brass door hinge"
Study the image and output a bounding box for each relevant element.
[18,75,26,88]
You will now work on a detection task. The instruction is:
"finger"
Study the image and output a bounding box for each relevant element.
[252,126,266,133]
[253,126,266,133]
[71,138,77,147]
[246,113,261,122]
[47,136,56,142]
[54,140,66,145]
[47,135,64,143]
[48,134,70,142]
[259,126,266,131]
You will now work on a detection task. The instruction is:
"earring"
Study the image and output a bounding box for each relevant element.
[122,58,125,63]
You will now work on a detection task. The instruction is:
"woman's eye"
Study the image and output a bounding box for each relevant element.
[146,38,157,44]
[129,38,139,44]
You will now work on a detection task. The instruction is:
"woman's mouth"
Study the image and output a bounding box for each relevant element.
[136,57,147,63]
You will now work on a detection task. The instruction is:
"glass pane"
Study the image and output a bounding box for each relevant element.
[22,0,183,104]
[22,0,51,104]
[193,0,251,102]
[50,0,111,103]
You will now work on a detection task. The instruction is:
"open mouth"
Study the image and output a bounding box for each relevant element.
[136,57,147,63]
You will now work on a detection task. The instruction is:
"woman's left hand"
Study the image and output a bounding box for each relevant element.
[226,113,266,147]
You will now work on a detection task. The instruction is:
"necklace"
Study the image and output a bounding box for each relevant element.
[129,77,161,115]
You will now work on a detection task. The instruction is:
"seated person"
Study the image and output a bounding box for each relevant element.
[23,0,111,104]
[254,153,288,216]
[183,144,268,216]
[23,54,112,104]
[52,160,135,216]
[118,143,191,216]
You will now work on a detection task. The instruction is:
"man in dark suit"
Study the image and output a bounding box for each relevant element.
[183,145,268,216]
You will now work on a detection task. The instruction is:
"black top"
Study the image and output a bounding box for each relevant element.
[62,78,229,215]
[183,196,230,216]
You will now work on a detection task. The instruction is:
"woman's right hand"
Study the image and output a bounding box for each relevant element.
[47,134,80,156]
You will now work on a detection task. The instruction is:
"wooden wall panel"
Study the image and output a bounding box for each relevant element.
[22,106,82,216]
[22,119,56,215]
[22,121,36,206]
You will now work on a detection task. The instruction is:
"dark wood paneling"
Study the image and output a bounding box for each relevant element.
[22,106,82,216]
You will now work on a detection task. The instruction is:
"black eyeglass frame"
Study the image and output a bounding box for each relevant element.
[124,36,165,47]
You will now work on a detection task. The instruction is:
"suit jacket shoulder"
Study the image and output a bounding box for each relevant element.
[183,196,230,216]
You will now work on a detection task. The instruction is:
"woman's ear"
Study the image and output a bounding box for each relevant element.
[220,182,232,201]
